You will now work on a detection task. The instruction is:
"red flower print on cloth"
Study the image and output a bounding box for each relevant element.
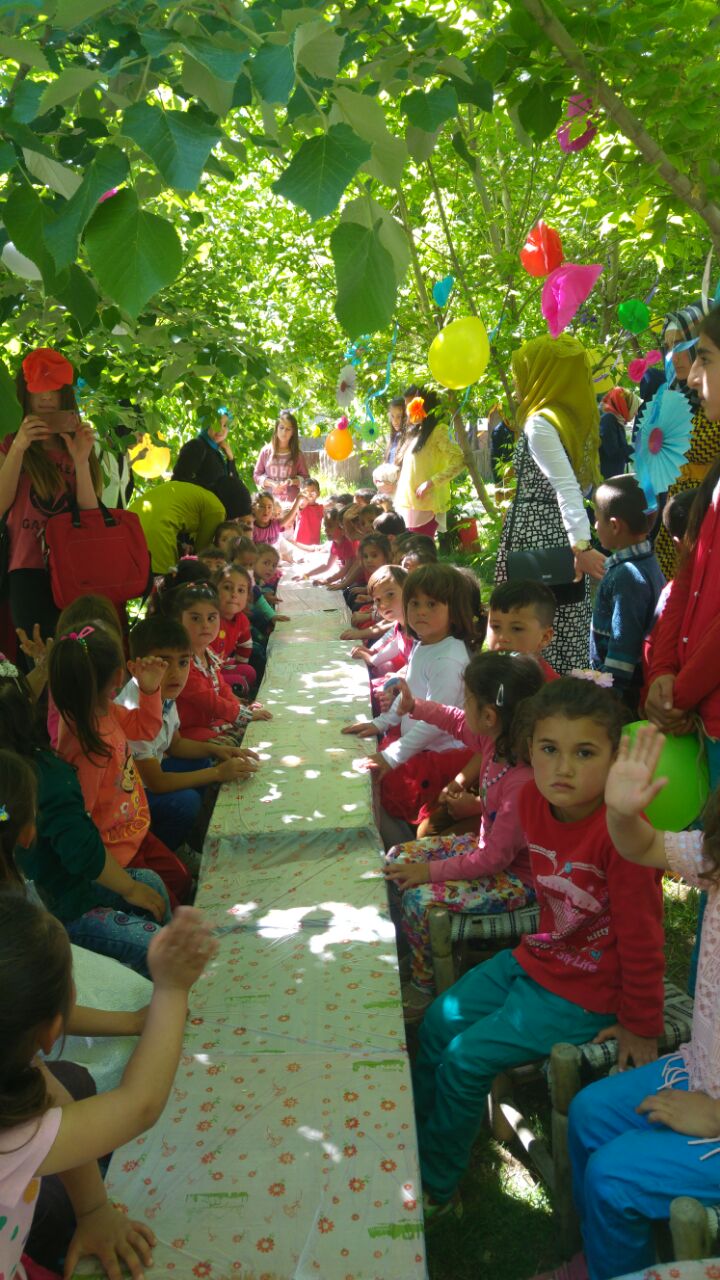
[380,1158,397,1173]
[343,1144,358,1158]
[317,1216,334,1234]
[192,1264,212,1277]
[343,1091,359,1102]
[345,1116,359,1129]
[268,1182,285,1197]
[348,1177,366,1192]
[256,1237,274,1253]
[279,1152,295,1165]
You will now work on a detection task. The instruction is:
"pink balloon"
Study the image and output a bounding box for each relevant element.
[557,95,597,153]
[541,263,604,338]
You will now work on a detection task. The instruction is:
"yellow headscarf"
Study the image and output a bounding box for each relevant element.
[512,333,601,491]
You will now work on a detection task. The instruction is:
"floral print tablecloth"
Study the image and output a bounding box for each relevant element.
[617,1264,720,1279]
[76,582,427,1279]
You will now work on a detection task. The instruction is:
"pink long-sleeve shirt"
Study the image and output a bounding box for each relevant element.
[665,830,720,1098]
[409,698,533,886]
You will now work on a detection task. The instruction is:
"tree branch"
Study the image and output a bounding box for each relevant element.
[426,157,477,316]
[396,188,433,328]
[520,0,720,253]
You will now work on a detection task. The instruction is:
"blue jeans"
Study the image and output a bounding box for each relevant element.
[688,736,720,995]
[66,868,171,977]
[146,756,212,851]
[413,950,613,1202]
[569,1058,720,1280]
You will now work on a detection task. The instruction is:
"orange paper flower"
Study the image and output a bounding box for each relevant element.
[407,396,427,424]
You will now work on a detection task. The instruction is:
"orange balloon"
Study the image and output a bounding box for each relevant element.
[325,427,353,461]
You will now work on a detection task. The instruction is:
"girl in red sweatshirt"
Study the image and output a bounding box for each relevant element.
[413,676,665,1221]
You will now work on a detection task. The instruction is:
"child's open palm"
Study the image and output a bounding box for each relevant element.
[148,907,217,991]
[604,726,668,818]
[63,1200,155,1280]
[129,655,168,696]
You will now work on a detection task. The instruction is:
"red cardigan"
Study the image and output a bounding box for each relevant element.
[647,476,720,735]
[176,653,243,741]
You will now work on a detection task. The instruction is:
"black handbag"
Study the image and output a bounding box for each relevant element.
[0,514,9,599]
[505,438,585,606]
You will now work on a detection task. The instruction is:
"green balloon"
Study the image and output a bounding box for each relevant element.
[618,299,650,334]
[622,721,709,831]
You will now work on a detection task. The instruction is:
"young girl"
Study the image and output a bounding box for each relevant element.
[385,396,406,465]
[210,565,256,696]
[347,563,409,652]
[345,533,392,615]
[0,665,170,977]
[306,507,358,585]
[413,678,665,1221]
[542,724,720,1280]
[252,410,309,502]
[168,583,271,741]
[342,565,482,835]
[0,893,215,1280]
[251,491,301,546]
[383,652,544,1017]
[212,519,241,556]
[49,627,192,907]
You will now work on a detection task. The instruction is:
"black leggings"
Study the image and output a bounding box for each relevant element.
[8,568,59,642]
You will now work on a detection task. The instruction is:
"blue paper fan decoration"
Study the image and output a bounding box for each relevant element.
[632,385,693,512]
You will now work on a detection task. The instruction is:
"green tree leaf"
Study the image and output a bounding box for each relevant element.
[181,54,234,118]
[340,195,409,285]
[293,19,345,80]
[22,147,82,197]
[182,37,248,84]
[0,34,48,69]
[405,123,439,162]
[37,67,101,115]
[272,123,371,221]
[55,261,98,330]
[331,220,396,337]
[2,182,56,290]
[402,83,458,133]
[517,83,563,141]
[122,103,222,192]
[332,86,407,189]
[53,0,116,26]
[84,189,183,318]
[250,43,295,105]
[45,145,129,270]
[0,358,22,438]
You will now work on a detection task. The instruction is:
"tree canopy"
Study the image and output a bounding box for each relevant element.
[0,0,718,468]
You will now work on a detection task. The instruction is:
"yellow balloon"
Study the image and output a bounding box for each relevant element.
[325,427,353,461]
[428,317,490,390]
[129,433,171,478]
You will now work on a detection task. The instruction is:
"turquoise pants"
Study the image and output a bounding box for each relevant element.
[413,949,614,1202]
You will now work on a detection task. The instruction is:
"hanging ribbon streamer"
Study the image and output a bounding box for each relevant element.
[363,323,399,427]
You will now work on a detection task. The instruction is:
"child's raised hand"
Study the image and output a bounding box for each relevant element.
[147,907,217,991]
[341,721,378,737]
[63,1200,156,1280]
[383,860,430,890]
[604,726,668,818]
[16,623,51,666]
[215,755,260,782]
[390,678,414,715]
[129,655,168,695]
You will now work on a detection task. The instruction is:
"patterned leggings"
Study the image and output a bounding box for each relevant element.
[384,834,535,993]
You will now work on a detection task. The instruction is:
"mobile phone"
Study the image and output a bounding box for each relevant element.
[34,410,81,433]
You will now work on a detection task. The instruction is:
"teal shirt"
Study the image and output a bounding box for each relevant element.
[17,750,107,923]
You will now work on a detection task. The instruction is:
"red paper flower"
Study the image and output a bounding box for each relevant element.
[406,396,427,425]
[22,347,74,393]
[520,222,564,278]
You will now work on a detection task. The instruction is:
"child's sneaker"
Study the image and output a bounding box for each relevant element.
[529,1253,589,1280]
[401,981,433,1022]
[422,1188,463,1226]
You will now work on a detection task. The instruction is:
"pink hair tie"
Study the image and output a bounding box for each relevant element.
[62,625,95,645]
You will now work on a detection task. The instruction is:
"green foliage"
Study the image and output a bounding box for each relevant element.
[84,190,183,319]
[331,221,397,337]
[272,124,371,221]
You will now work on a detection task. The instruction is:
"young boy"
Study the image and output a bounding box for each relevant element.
[291,477,324,547]
[486,580,558,681]
[396,533,438,574]
[373,510,406,560]
[230,535,257,573]
[118,616,259,857]
[212,520,241,557]
[591,473,665,710]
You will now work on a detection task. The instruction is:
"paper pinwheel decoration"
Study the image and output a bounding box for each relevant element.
[520,222,564,278]
[632,385,693,511]
[627,350,663,384]
[359,418,381,443]
[557,95,598,153]
[432,275,454,307]
[618,299,650,334]
[336,364,357,408]
[541,263,604,338]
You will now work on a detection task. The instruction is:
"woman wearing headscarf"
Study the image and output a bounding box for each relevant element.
[653,303,720,577]
[495,334,605,673]
[172,411,252,518]
[393,389,466,538]
[598,386,639,479]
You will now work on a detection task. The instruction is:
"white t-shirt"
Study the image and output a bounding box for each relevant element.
[0,1106,62,1279]
[374,635,468,766]
[116,679,180,761]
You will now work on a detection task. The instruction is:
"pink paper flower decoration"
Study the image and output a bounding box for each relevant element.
[557,95,598,153]
[98,188,119,203]
[627,350,663,384]
[541,263,604,338]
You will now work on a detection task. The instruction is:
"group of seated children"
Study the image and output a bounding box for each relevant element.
[326,469,717,1280]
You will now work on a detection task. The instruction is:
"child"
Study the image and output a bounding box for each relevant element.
[253,409,309,502]
[234,512,254,538]
[642,488,697,681]
[345,564,408,647]
[385,396,406,465]
[486,579,558,681]
[211,564,256,694]
[251,491,302,545]
[212,519,242,556]
[309,507,361,588]
[253,544,282,603]
[373,509,406,559]
[229,535,257,573]
[0,672,171,977]
[345,533,392,614]
[49,626,192,907]
[354,488,375,508]
[196,545,228,575]
[383,653,545,1017]
[342,565,482,838]
[591,473,665,710]
[0,894,215,1280]
[396,533,438,573]
[373,461,400,499]
[547,724,720,1280]
[413,677,665,1222]
[291,477,324,547]
[166,583,271,742]
[119,615,259,854]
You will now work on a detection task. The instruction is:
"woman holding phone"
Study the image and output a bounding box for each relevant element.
[0,347,101,639]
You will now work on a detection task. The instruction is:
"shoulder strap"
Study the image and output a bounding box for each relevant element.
[504,433,528,553]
